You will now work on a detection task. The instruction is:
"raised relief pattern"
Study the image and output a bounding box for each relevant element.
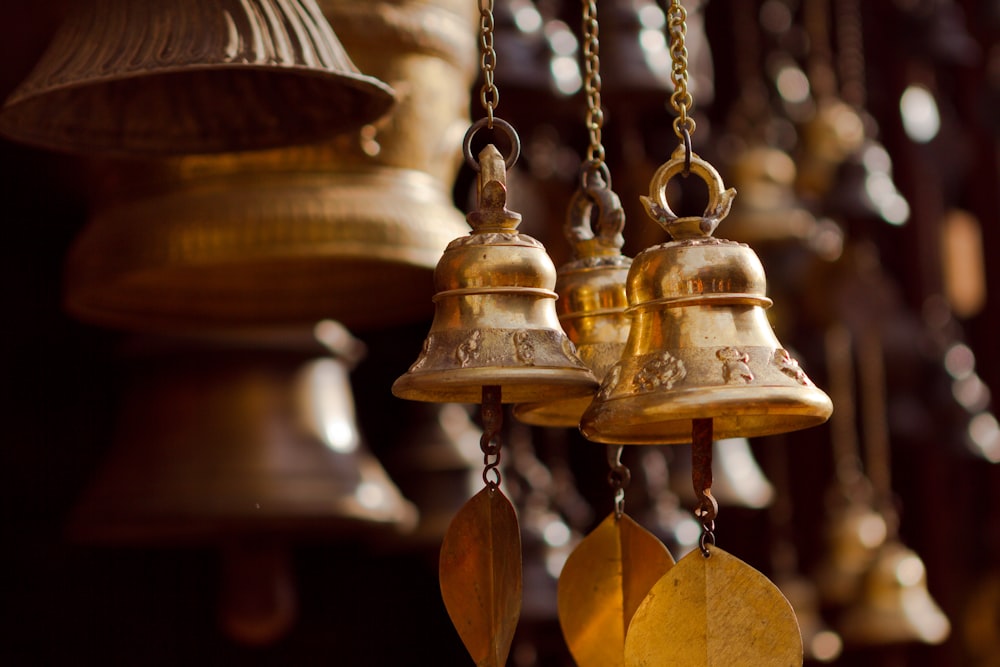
[773,348,808,385]
[456,330,482,368]
[633,352,687,392]
[718,347,754,384]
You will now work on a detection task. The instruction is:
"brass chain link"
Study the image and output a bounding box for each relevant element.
[581,0,605,165]
[478,0,499,128]
[667,0,696,140]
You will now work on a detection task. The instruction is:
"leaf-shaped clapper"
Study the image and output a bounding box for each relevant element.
[558,513,675,667]
[624,546,803,667]
[439,486,522,667]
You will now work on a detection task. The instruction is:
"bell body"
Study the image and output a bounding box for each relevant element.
[514,252,631,425]
[392,231,597,404]
[392,144,598,404]
[70,338,417,544]
[580,236,832,444]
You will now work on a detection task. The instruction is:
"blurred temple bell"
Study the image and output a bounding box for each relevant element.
[69,322,417,645]
[62,0,479,334]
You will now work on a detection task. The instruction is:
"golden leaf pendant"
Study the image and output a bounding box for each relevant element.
[558,513,675,667]
[439,485,522,667]
[625,546,802,667]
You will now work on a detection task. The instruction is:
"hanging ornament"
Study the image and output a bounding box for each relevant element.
[558,446,675,667]
[392,2,597,663]
[514,0,631,427]
[570,2,832,663]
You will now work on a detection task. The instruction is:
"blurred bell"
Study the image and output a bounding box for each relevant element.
[814,500,889,606]
[393,143,598,404]
[722,146,819,244]
[776,574,844,663]
[515,171,631,425]
[580,146,832,444]
[0,0,394,155]
[838,541,951,646]
[63,0,477,333]
[70,325,417,544]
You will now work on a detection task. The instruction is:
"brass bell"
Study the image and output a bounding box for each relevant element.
[838,540,951,646]
[392,134,598,404]
[63,0,478,333]
[580,146,832,444]
[514,171,631,425]
[0,0,395,155]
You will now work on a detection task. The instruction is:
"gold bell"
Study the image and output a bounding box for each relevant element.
[514,171,631,425]
[580,146,833,444]
[838,541,951,646]
[392,131,598,404]
[0,0,395,155]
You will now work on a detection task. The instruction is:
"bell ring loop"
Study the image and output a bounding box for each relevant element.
[565,176,625,248]
[647,144,729,223]
[463,117,521,172]
[578,159,612,191]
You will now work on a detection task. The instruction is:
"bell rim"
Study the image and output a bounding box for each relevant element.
[579,385,833,444]
[512,395,591,428]
[392,368,599,405]
[0,65,396,155]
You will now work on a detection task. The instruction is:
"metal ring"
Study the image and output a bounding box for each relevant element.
[647,143,728,221]
[579,159,612,191]
[463,117,521,172]
[681,127,692,176]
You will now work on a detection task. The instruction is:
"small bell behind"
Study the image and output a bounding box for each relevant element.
[580,146,832,444]
[393,138,598,404]
[515,171,631,426]
[0,0,394,155]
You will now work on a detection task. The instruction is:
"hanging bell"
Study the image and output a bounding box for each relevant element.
[392,130,598,404]
[838,540,951,646]
[580,146,833,444]
[70,325,417,544]
[514,170,631,425]
[0,0,395,155]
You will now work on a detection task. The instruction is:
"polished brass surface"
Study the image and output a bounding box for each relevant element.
[838,541,951,646]
[0,0,394,155]
[439,485,522,667]
[514,176,631,425]
[580,146,832,444]
[558,513,674,667]
[64,0,478,333]
[624,546,803,666]
[392,144,598,404]
[70,337,417,543]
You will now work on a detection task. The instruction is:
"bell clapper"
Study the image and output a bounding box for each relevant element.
[606,445,631,521]
[691,418,718,557]
[480,385,504,490]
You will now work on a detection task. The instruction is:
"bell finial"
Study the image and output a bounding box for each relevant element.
[467,145,522,234]
[640,145,737,240]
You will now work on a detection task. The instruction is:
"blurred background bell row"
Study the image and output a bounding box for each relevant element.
[2,0,999,665]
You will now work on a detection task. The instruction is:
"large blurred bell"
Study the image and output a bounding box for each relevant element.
[393,143,598,403]
[71,325,417,543]
[580,146,832,444]
[0,0,394,155]
[514,172,631,425]
[63,0,477,333]
[838,541,950,646]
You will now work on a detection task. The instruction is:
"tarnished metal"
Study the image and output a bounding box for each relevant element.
[580,145,832,444]
[624,546,803,666]
[392,142,598,404]
[558,513,674,667]
[0,0,395,155]
[514,170,631,425]
[439,485,522,667]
